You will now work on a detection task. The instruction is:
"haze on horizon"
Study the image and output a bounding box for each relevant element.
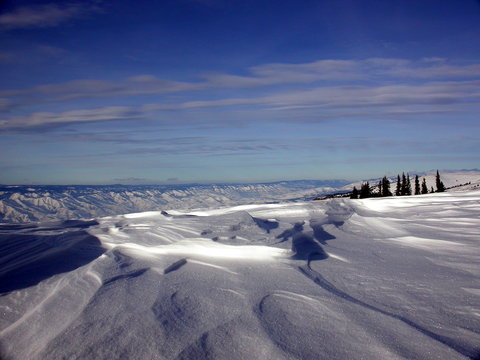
[1,0,480,185]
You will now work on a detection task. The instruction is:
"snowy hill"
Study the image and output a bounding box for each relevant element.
[2,172,478,224]
[0,191,479,359]
[0,180,347,224]
[342,170,480,193]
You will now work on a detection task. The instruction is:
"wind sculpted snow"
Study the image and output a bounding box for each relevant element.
[0,191,479,359]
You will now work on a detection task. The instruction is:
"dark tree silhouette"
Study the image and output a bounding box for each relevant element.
[395,175,401,196]
[436,170,446,192]
[414,175,420,195]
[421,178,429,194]
[406,174,412,196]
[401,172,407,196]
[359,182,371,199]
[382,176,392,197]
[351,186,359,199]
[351,171,444,200]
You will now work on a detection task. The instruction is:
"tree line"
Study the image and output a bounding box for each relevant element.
[351,170,446,199]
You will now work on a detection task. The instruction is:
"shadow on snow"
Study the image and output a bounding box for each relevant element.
[0,220,105,294]
[275,220,341,261]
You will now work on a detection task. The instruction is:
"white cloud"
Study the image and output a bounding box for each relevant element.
[0,106,139,131]
[147,80,480,111]
[202,59,362,87]
[384,63,480,79]
[0,76,203,103]
[202,58,480,89]
[3,58,480,109]
[2,58,480,130]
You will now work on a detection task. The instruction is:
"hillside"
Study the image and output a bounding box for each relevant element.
[0,180,347,224]
[342,170,480,193]
[1,190,479,359]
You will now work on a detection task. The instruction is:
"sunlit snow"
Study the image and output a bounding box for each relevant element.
[1,189,479,360]
[103,240,291,261]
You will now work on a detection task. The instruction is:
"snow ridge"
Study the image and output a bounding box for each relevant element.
[1,191,479,359]
[0,181,346,224]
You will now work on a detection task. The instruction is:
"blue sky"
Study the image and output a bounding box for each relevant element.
[1,0,480,184]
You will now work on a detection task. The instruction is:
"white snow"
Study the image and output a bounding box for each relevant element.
[0,190,479,359]
[0,182,344,224]
[344,170,480,193]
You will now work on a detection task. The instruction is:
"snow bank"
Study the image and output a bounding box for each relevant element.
[0,191,479,359]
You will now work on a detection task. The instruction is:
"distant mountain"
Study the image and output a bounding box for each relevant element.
[0,180,349,224]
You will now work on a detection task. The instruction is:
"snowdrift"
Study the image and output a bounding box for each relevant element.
[1,191,479,359]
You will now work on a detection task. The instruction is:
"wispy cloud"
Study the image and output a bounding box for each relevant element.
[47,132,206,146]
[147,80,480,112]
[202,58,480,88]
[370,58,480,79]
[0,98,14,112]
[1,76,203,104]
[202,59,362,87]
[118,142,292,157]
[0,106,140,131]
[2,58,480,132]
[0,3,99,30]
[3,58,480,109]
[3,79,479,132]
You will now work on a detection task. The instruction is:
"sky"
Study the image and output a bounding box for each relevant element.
[1,0,480,185]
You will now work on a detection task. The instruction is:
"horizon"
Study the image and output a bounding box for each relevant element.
[0,178,349,187]
[1,0,480,184]
[1,168,477,187]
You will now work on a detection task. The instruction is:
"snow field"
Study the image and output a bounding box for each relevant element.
[0,190,479,359]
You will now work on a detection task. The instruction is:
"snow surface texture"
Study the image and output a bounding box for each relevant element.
[0,180,347,224]
[1,191,479,359]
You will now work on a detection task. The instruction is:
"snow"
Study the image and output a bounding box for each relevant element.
[343,170,480,193]
[0,190,479,359]
[0,181,347,224]
[102,240,290,261]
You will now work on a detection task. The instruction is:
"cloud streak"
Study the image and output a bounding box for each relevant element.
[202,58,480,89]
[0,3,98,30]
[0,106,140,131]
[2,58,480,109]
[2,58,480,131]
[148,80,480,112]
[1,76,202,103]
[2,79,479,131]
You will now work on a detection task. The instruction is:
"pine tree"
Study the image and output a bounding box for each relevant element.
[435,170,446,192]
[382,176,392,197]
[421,178,428,194]
[350,186,359,199]
[359,182,371,199]
[401,172,407,195]
[395,175,401,196]
[378,180,382,197]
[406,174,412,196]
[431,186,435,193]
[414,175,420,195]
